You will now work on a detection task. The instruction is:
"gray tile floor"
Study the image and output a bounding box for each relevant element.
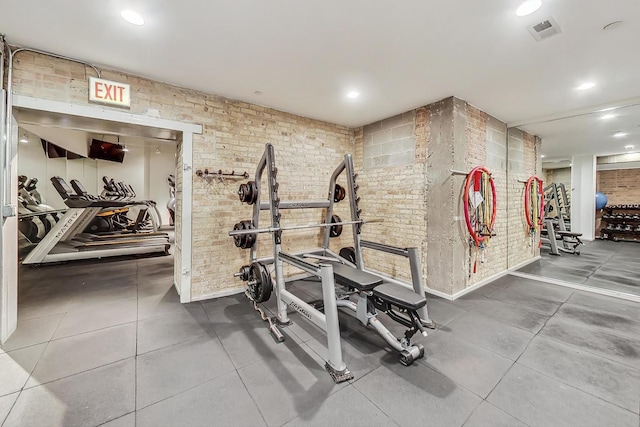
[1,256,640,426]
[519,239,640,296]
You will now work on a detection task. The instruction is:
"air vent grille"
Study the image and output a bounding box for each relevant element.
[528,17,562,42]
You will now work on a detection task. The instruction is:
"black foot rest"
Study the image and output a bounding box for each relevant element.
[373,283,426,311]
[329,263,382,292]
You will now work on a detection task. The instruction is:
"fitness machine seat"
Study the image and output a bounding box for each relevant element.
[330,262,382,291]
[373,283,426,311]
[51,176,130,209]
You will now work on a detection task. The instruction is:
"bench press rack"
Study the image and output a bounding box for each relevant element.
[230,143,435,383]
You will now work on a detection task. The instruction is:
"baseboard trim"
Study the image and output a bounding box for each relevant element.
[508,271,640,303]
[190,287,246,302]
[508,255,541,272]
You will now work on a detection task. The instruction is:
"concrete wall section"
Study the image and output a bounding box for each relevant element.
[363,112,415,169]
[425,97,461,294]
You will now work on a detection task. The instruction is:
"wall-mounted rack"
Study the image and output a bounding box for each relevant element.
[195,169,249,180]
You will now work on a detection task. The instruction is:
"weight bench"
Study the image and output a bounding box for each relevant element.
[326,261,428,366]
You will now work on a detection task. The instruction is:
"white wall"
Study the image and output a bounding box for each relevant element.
[17,129,177,224]
[2,115,19,343]
[570,154,596,240]
[147,147,176,226]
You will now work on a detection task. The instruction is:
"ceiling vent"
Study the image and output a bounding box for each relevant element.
[528,17,562,41]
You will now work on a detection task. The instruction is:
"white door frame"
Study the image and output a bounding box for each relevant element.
[1,95,202,343]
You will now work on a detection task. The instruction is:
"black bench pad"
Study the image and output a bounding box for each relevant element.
[330,263,382,291]
[557,231,582,238]
[373,283,426,311]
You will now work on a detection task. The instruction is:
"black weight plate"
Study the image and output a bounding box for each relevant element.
[334,184,346,203]
[339,246,356,264]
[330,214,343,237]
[249,262,272,302]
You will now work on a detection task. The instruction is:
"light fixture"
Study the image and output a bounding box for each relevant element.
[155,147,161,155]
[121,10,144,26]
[541,155,545,158]
[613,132,628,138]
[601,114,616,120]
[624,145,635,150]
[346,91,360,99]
[515,0,542,17]
[569,163,573,166]
[122,145,129,152]
[19,133,29,144]
[576,82,596,91]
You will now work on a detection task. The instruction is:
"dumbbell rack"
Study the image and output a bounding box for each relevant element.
[599,204,640,243]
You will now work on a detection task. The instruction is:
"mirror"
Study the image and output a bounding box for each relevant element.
[506,103,640,297]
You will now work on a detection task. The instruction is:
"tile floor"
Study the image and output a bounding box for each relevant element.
[519,239,640,296]
[1,255,639,426]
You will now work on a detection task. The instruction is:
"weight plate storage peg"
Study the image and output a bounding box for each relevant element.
[330,214,343,237]
[238,181,258,205]
[248,262,272,303]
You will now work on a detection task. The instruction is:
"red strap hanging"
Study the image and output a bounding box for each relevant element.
[524,176,544,230]
[462,166,497,247]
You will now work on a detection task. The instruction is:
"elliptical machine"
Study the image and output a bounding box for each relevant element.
[167,174,175,226]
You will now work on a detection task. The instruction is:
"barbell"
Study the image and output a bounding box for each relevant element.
[229,217,381,238]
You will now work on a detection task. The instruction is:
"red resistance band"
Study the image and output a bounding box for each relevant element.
[463,166,497,247]
[524,175,545,231]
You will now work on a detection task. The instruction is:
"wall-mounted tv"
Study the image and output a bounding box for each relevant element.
[88,139,126,163]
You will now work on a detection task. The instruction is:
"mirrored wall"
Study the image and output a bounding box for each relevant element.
[506,103,640,297]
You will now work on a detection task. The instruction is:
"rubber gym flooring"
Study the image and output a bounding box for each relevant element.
[1,256,639,426]
[518,239,640,297]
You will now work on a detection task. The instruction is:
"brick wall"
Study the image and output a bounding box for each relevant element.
[597,169,640,205]
[11,53,539,299]
[507,129,542,269]
[357,97,538,296]
[461,104,508,289]
[11,51,352,299]
[353,109,427,283]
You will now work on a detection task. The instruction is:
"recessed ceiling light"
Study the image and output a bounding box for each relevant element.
[254,90,263,95]
[121,10,144,26]
[515,0,542,17]
[541,155,545,158]
[601,114,616,120]
[576,82,596,91]
[613,132,628,138]
[346,91,360,99]
[569,163,573,166]
[624,145,635,150]
[19,133,28,144]
[122,146,129,152]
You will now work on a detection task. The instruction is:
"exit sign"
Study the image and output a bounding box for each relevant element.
[89,77,131,108]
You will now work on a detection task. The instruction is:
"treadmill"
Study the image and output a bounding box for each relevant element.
[22,176,171,265]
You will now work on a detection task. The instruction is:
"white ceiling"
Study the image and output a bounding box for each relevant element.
[1,0,640,155]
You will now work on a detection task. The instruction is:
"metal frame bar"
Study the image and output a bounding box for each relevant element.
[260,200,330,211]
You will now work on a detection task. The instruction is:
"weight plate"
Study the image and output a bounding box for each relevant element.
[334,184,346,203]
[248,262,272,303]
[339,246,356,264]
[330,214,343,237]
